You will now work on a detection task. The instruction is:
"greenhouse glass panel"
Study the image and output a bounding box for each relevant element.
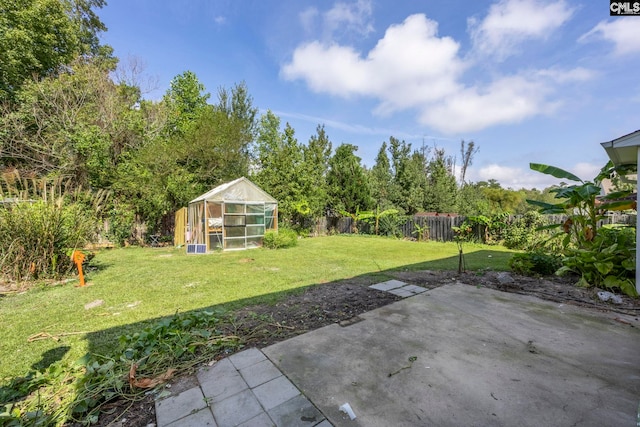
[265,203,276,216]
[246,203,264,214]
[225,227,245,238]
[246,225,264,236]
[265,216,274,229]
[225,203,244,214]
[209,234,223,249]
[246,236,263,248]
[225,238,245,250]
[224,215,245,226]
[207,202,222,218]
[246,215,265,225]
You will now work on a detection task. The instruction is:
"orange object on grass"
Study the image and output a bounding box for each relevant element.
[71,250,86,287]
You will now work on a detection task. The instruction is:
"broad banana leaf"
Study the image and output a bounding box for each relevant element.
[530,163,582,182]
[598,200,636,211]
[526,199,566,214]
[601,189,633,200]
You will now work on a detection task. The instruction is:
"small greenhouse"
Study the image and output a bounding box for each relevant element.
[186,177,277,253]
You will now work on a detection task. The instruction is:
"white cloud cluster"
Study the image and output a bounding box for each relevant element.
[579,19,640,56]
[283,1,589,133]
[469,161,603,189]
[282,14,464,113]
[282,0,622,134]
[468,0,574,60]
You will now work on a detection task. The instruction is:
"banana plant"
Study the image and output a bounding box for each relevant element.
[527,162,637,296]
[340,206,399,235]
[358,206,399,235]
[527,161,633,249]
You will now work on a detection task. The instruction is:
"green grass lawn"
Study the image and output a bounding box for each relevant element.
[0,235,515,380]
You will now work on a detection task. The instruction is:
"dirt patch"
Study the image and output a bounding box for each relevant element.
[86,270,640,426]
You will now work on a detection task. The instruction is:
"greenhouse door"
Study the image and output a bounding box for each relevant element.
[223,202,266,250]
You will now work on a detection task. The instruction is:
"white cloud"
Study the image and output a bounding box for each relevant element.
[421,75,550,133]
[273,110,426,139]
[469,161,603,189]
[579,19,640,56]
[468,0,574,60]
[323,0,374,38]
[470,164,552,189]
[421,68,592,133]
[282,14,464,110]
[282,4,593,135]
[534,67,595,83]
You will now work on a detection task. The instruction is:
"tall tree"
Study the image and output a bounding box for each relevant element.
[386,137,429,214]
[326,143,372,214]
[404,150,429,214]
[216,81,257,160]
[0,0,110,101]
[369,141,394,210]
[456,182,491,216]
[181,106,252,187]
[424,148,458,213]
[302,125,332,218]
[0,58,145,188]
[252,111,306,223]
[162,71,210,136]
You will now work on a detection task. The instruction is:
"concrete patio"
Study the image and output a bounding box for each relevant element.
[156,283,640,426]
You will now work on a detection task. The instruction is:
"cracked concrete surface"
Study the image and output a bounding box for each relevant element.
[264,284,640,427]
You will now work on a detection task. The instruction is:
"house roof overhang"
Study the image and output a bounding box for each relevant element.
[600,129,640,168]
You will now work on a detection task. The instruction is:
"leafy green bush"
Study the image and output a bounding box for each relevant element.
[0,200,96,281]
[509,251,562,276]
[503,211,548,250]
[263,227,298,249]
[376,213,407,238]
[557,226,637,296]
[454,214,506,244]
[106,201,135,246]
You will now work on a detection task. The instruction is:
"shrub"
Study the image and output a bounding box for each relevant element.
[376,213,406,238]
[0,200,96,281]
[509,251,563,276]
[558,226,637,296]
[263,228,298,249]
[106,201,135,246]
[503,211,548,250]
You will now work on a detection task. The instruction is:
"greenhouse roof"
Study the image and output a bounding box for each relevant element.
[189,177,277,204]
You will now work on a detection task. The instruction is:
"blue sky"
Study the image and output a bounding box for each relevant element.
[98,0,640,189]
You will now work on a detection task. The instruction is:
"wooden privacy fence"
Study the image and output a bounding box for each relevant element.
[171,212,636,245]
[311,213,636,242]
[401,216,465,241]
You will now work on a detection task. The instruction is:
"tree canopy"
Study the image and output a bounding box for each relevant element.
[0,0,111,101]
